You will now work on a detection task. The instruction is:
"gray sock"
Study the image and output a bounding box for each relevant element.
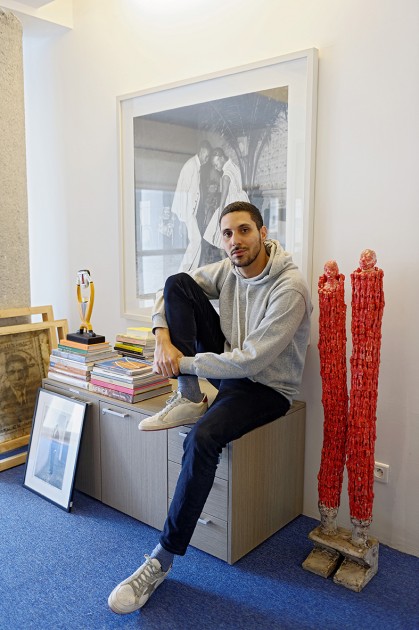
[150,543,174,572]
[178,375,203,403]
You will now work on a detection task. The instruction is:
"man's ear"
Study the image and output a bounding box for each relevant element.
[261,226,268,240]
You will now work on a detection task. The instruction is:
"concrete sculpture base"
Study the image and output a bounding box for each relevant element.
[302,525,379,592]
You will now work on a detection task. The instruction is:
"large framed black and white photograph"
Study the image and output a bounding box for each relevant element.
[23,389,87,511]
[118,49,318,319]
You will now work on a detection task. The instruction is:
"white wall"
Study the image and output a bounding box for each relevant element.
[23,0,419,556]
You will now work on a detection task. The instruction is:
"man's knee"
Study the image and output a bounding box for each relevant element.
[164,272,189,292]
[163,273,192,303]
[183,422,220,460]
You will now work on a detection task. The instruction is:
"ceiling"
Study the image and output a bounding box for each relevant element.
[1,0,73,35]
[15,0,54,6]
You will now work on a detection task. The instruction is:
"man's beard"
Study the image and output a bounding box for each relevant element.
[230,236,262,268]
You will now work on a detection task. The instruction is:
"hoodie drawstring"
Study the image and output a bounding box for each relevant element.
[236,281,250,350]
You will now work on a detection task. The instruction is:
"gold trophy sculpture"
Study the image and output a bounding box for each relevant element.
[66,269,106,344]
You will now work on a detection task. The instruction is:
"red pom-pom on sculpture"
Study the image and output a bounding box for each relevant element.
[317,261,348,534]
[347,249,385,544]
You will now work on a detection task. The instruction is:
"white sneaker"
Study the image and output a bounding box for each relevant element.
[138,390,208,431]
[108,555,171,614]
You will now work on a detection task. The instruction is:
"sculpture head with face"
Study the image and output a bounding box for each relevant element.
[359,249,377,273]
[322,260,340,290]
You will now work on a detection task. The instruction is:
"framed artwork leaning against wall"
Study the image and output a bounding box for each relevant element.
[0,307,68,471]
[0,329,49,444]
[118,48,318,320]
[23,388,88,511]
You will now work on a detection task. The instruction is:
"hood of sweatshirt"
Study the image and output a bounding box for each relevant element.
[228,239,311,350]
[230,239,300,286]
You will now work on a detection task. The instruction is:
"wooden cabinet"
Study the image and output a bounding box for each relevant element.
[99,400,167,529]
[167,400,306,564]
[43,378,167,530]
[43,378,305,564]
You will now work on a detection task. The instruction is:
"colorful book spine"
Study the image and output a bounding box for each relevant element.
[57,345,92,355]
[126,326,153,338]
[49,365,91,379]
[88,383,135,403]
[115,334,146,346]
[90,377,169,395]
[90,373,162,388]
[59,339,111,351]
[49,358,93,371]
[88,382,172,403]
[114,342,147,353]
[93,357,152,374]
[47,372,90,388]
[114,349,154,362]
[52,348,119,363]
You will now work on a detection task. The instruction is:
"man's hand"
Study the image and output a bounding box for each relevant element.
[153,328,184,377]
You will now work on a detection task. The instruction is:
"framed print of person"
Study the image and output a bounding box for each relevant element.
[133,90,288,288]
[0,307,68,471]
[0,331,50,445]
[118,49,318,319]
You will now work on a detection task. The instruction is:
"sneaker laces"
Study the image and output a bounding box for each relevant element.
[129,556,162,598]
[155,391,185,417]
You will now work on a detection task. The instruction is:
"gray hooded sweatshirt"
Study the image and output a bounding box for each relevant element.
[152,239,312,403]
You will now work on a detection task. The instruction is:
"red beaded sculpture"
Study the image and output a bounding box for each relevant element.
[347,249,385,544]
[317,261,348,533]
[317,251,384,544]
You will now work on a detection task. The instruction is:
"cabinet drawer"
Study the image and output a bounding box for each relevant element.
[189,510,228,562]
[191,511,228,561]
[168,460,228,521]
[167,426,229,481]
[100,401,149,423]
[168,498,228,561]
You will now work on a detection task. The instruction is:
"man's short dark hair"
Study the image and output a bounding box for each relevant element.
[219,201,264,230]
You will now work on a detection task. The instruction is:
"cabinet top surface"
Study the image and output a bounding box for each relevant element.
[43,378,305,415]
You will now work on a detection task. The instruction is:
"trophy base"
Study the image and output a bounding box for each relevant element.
[67,331,106,344]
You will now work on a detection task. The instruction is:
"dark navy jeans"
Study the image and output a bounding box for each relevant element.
[159,273,290,555]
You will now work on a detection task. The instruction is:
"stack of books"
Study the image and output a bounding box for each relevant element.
[89,356,172,403]
[48,338,119,389]
[114,326,155,361]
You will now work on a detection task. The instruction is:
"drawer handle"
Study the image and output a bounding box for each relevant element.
[198,517,211,525]
[102,408,129,418]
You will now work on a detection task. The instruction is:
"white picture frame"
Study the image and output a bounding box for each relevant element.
[23,388,88,511]
[118,49,318,320]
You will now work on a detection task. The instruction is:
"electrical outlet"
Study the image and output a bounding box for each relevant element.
[374,462,390,483]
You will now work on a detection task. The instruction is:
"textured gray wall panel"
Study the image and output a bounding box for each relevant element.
[0,9,30,310]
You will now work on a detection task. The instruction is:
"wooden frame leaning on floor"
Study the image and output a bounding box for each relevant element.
[0,306,68,471]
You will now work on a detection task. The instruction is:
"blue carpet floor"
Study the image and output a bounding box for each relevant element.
[1,464,418,630]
